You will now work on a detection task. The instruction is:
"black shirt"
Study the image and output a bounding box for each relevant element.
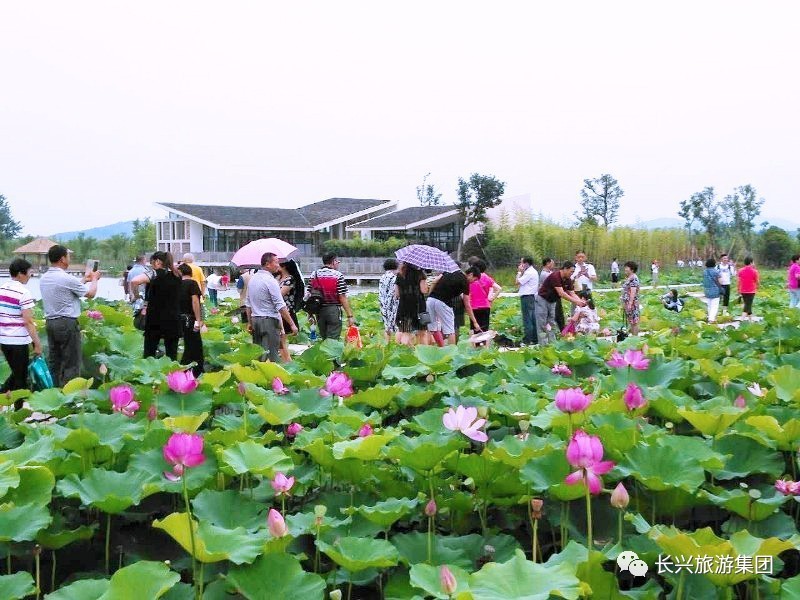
[145,269,182,334]
[179,279,202,316]
[538,271,572,303]
[429,271,469,307]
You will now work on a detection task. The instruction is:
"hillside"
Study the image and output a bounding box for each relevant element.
[52,220,135,241]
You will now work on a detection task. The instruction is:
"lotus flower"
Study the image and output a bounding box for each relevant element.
[530,498,544,520]
[775,480,800,495]
[564,430,615,495]
[271,472,295,496]
[231,316,240,324]
[166,370,198,394]
[237,381,247,396]
[424,499,437,517]
[272,377,290,395]
[554,388,592,413]
[268,508,288,538]
[86,310,103,320]
[358,423,373,437]
[610,482,630,509]
[109,385,139,417]
[210,307,220,315]
[747,383,766,397]
[734,395,747,409]
[440,566,457,596]
[606,349,650,370]
[163,432,206,481]
[623,383,646,411]
[551,363,572,376]
[98,363,108,376]
[147,404,158,421]
[286,422,303,438]
[443,405,488,443]
[319,372,354,398]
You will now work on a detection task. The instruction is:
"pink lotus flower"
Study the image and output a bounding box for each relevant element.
[163,432,206,481]
[86,310,103,320]
[443,405,488,443]
[775,479,800,495]
[425,499,437,517]
[272,377,290,395]
[554,388,592,413]
[564,430,615,495]
[610,482,629,509]
[166,370,198,394]
[623,383,646,411]
[734,395,747,409]
[109,385,139,417]
[551,364,572,376]
[440,566,457,596]
[268,508,288,537]
[358,423,373,437]
[271,472,295,496]
[98,363,108,376]
[210,308,220,315]
[319,372,354,398]
[286,422,303,438]
[237,381,247,396]
[147,404,158,421]
[747,383,766,397]
[606,349,650,370]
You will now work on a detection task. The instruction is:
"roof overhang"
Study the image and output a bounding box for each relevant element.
[154,204,220,228]
[312,200,398,231]
[348,208,461,231]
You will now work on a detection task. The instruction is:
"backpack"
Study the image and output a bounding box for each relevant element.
[303,272,324,316]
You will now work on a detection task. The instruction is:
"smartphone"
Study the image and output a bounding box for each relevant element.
[85,260,99,276]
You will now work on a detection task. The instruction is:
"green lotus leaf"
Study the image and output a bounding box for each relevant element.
[57,468,150,513]
[25,388,68,413]
[244,384,303,425]
[648,388,696,423]
[316,537,399,572]
[153,512,268,564]
[98,560,180,600]
[161,412,209,433]
[0,434,58,466]
[218,343,265,367]
[295,344,335,374]
[0,503,52,542]
[486,435,561,468]
[382,363,431,380]
[613,357,687,389]
[345,385,404,409]
[414,345,457,371]
[37,521,98,550]
[446,453,527,500]
[0,461,20,498]
[327,406,382,429]
[58,427,101,454]
[677,406,744,438]
[285,511,351,536]
[4,466,54,506]
[615,437,712,492]
[519,447,586,501]
[588,413,639,455]
[693,358,749,385]
[743,416,800,451]
[392,532,471,569]
[648,526,799,586]
[469,549,581,600]
[230,364,266,385]
[768,365,800,402]
[409,563,471,599]
[489,390,544,419]
[398,388,438,409]
[295,436,336,468]
[66,413,146,453]
[0,572,35,600]
[386,434,464,473]
[344,346,388,383]
[219,441,293,477]
[709,435,785,480]
[0,418,22,449]
[62,377,94,394]
[225,553,325,600]
[251,360,293,384]
[45,578,109,599]
[702,486,788,521]
[156,389,214,417]
[781,573,800,599]
[386,570,426,600]
[332,433,398,461]
[354,497,419,528]
[191,489,266,531]
[293,389,338,416]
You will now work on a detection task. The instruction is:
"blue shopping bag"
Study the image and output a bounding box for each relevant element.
[28,355,54,391]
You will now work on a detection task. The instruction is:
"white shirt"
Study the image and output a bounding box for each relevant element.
[517,266,539,296]
[651,263,659,274]
[611,261,619,274]
[717,263,736,285]
[206,274,222,291]
[571,262,596,290]
[245,270,286,318]
[0,280,35,345]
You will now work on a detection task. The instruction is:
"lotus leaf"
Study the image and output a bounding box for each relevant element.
[153,512,268,564]
[98,560,181,600]
[409,563,471,599]
[702,486,788,521]
[57,468,150,513]
[615,438,714,492]
[191,489,266,530]
[0,461,20,498]
[446,453,528,500]
[385,434,464,473]
[37,521,98,550]
[251,360,292,384]
[0,502,52,541]
[4,465,54,506]
[519,447,587,501]
[709,435,785,480]
[217,344,265,367]
[162,412,209,433]
[65,412,146,452]
[219,440,293,477]
[469,549,581,600]
[225,553,325,600]
[0,572,35,600]
[316,537,399,572]
[354,497,419,528]
[345,385,404,409]
[744,415,800,450]
[245,384,303,425]
[0,434,58,466]
[677,406,745,438]
[768,365,800,402]
[129,447,217,493]
[332,433,397,461]
[46,578,109,599]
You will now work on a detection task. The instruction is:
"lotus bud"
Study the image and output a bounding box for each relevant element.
[519,420,530,432]
[477,406,488,419]
[425,498,437,517]
[286,422,303,438]
[610,482,630,509]
[237,381,247,396]
[734,395,746,409]
[314,505,327,518]
[147,405,158,421]
[329,591,342,600]
[439,566,457,596]
[530,498,544,520]
[267,508,288,538]
[358,423,373,437]
[426,374,435,383]
[98,363,108,376]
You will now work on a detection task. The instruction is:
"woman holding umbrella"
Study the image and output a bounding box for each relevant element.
[394,262,429,346]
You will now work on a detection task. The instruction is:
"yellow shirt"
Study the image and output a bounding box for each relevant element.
[188,264,206,302]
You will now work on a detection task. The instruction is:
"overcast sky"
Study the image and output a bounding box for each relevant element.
[2,1,798,236]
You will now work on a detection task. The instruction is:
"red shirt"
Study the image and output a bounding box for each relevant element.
[737,265,759,294]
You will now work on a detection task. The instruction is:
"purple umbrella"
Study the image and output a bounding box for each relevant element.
[230,238,298,267]
[395,244,460,273]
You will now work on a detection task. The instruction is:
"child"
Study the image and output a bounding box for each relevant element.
[661,289,684,313]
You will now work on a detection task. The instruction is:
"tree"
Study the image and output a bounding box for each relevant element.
[577,174,623,228]
[131,218,156,255]
[67,233,98,262]
[679,187,722,256]
[416,173,442,207]
[456,173,506,226]
[758,226,793,267]
[0,195,22,255]
[722,184,764,256]
[101,234,132,262]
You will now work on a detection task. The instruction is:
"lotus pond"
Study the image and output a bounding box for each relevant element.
[1,278,800,599]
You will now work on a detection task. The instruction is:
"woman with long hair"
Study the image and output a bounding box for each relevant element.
[378,258,399,342]
[394,262,429,346]
[129,251,182,360]
[276,259,305,361]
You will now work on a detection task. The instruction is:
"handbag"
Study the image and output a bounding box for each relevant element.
[616,310,629,342]
[303,273,324,316]
[133,307,147,331]
[28,355,54,391]
[345,325,363,348]
[417,311,432,326]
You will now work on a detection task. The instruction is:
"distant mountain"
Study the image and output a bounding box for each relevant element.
[52,220,135,241]
[760,217,800,233]
[629,218,684,230]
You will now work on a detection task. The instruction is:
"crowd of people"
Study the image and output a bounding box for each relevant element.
[2,246,800,398]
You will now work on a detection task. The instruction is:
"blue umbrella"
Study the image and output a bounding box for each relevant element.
[395,244,460,273]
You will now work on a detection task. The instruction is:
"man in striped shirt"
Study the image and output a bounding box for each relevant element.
[308,253,355,340]
[1,258,43,404]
